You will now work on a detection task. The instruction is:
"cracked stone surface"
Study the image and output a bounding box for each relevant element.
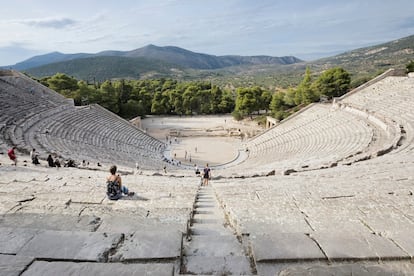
[21,261,175,276]
[0,254,34,276]
[0,227,39,254]
[310,232,409,261]
[110,229,182,261]
[17,230,123,262]
[251,233,326,261]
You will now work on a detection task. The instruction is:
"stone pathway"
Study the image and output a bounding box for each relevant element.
[182,184,254,275]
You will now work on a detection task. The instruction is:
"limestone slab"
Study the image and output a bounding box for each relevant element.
[311,232,408,261]
[69,192,105,204]
[96,216,184,233]
[0,213,101,232]
[0,227,39,254]
[0,255,34,276]
[191,223,230,236]
[241,221,313,236]
[110,229,182,261]
[251,233,325,262]
[17,230,122,261]
[276,262,414,276]
[21,261,174,276]
[389,231,414,257]
[183,256,252,275]
[185,235,245,257]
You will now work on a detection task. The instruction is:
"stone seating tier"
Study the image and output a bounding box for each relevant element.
[30,105,167,168]
[1,71,169,168]
[230,105,376,175]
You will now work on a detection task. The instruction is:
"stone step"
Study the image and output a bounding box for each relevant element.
[22,261,175,276]
[183,255,253,275]
[192,217,221,224]
[191,224,232,236]
[193,209,215,215]
[194,203,216,208]
[184,235,246,257]
[192,212,223,220]
[196,194,214,199]
[0,226,182,263]
[195,199,215,204]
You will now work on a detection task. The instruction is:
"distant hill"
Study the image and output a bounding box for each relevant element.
[17,45,302,81]
[196,34,414,89]
[311,34,414,76]
[123,44,302,69]
[24,56,182,81]
[8,52,92,70]
[8,34,414,87]
[7,44,302,73]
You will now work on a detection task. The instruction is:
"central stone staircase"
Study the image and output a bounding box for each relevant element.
[182,185,254,275]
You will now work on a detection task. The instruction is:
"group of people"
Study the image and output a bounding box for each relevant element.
[8,147,209,202]
[46,154,61,167]
[7,147,74,168]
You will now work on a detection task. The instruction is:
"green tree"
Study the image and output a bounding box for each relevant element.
[296,67,318,104]
[312,67,351,99]
[99,81,119,113]
[47,73,78,96]
[151,91,166,114]
[407,61,414,72]
[260,90,272,113]
[182,85,200,115]
[121,99,141,119]
[75,81,98,106]
[235,87,261,116]
[210,85,223,113]
[283,88,297,107]
[270,91,286,115]
[218,89,235,113]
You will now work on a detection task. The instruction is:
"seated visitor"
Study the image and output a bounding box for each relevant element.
[54,158,61,168]
[47,154,55,167]
[64,159,76,167]
[106,165,134,200]
[30,148,40,165]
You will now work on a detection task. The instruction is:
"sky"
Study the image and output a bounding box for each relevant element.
[1,0,414,65]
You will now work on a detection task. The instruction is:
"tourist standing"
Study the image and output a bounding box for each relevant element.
[202,163,211,186]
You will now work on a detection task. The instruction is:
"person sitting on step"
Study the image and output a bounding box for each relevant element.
[106,165,134,200]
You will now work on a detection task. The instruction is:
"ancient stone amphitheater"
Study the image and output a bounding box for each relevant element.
[0,69,414,275]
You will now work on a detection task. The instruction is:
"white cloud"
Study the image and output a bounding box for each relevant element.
[18,17,77,29]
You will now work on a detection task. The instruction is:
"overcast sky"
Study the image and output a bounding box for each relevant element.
[1,0,414,65]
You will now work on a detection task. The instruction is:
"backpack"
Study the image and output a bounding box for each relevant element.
[107,180,122,200]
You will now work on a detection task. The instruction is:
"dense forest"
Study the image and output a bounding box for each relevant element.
[36,66,353,121]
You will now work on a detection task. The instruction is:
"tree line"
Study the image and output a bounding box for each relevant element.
[37,66,352,121]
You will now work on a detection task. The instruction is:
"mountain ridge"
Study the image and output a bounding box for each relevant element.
[6,44,302,71]
[6,34,413,87]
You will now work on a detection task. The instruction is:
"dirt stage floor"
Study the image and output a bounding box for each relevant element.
[141,115,264,166]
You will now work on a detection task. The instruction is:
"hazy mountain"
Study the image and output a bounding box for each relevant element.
[123,44,302,69]
[184,34,414,89]
[9,34,414,87]
[24,56,183,81]
[311,34,414,75]
[8,52,92,70]
[6,45,302,71]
